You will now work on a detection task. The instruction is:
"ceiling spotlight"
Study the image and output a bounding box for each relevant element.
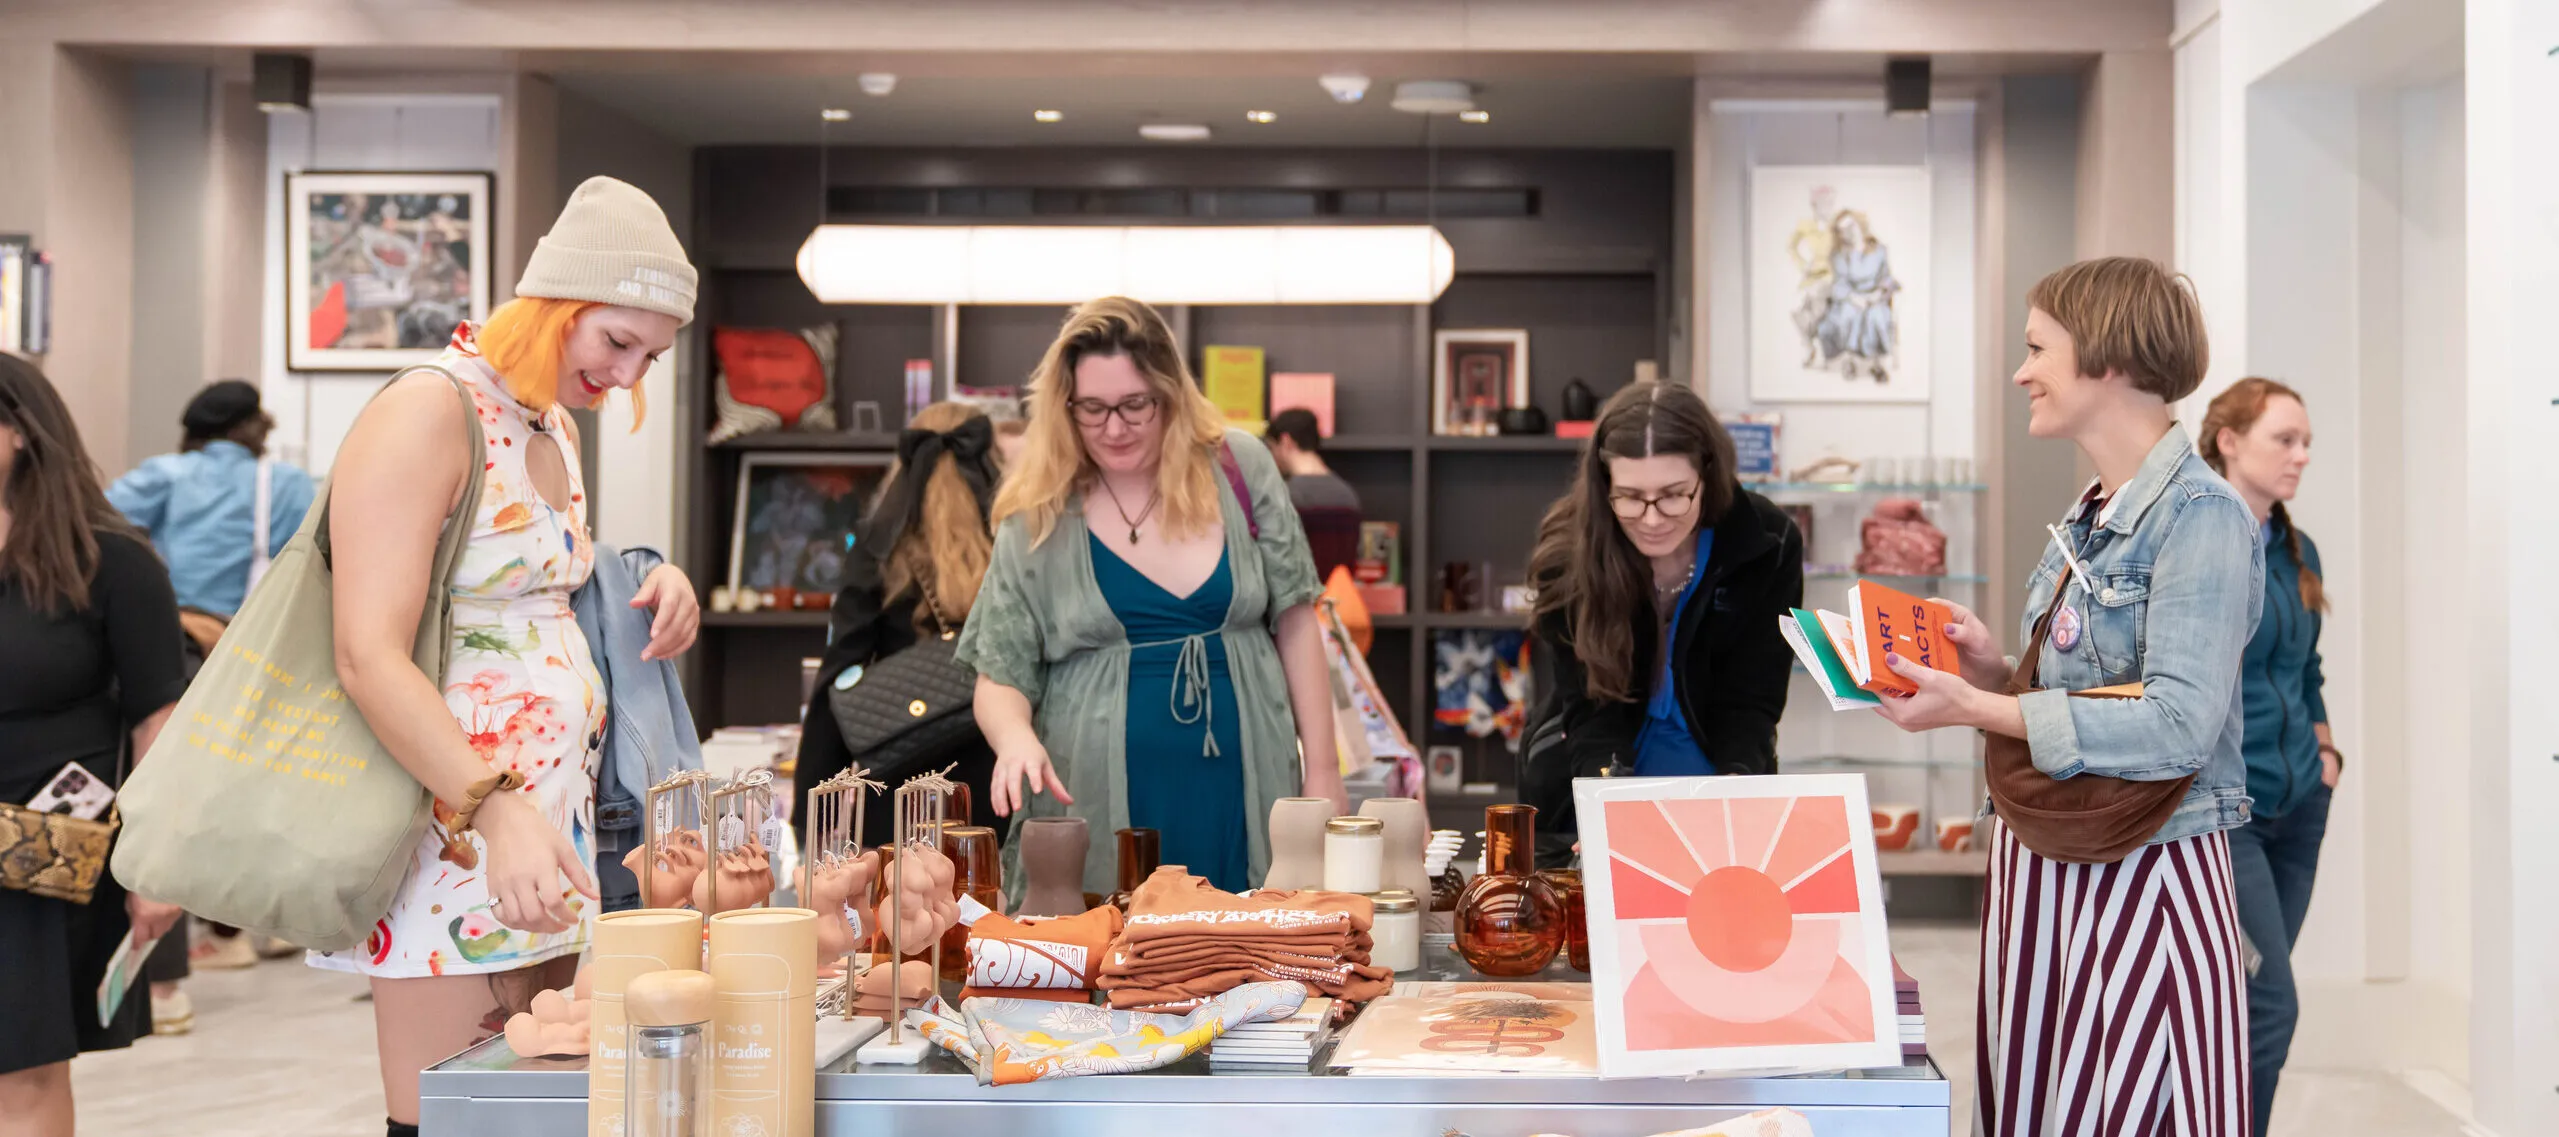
[857,72,897,97]
[253,52,312,114]
[1246,110,1278,124]
[1458,110,1490,124]
[1033,109,1064,123]
[819,108,852,123]
[1390,80,1476,115]
[1139,123,1212,142]
[1319,74,1370,104]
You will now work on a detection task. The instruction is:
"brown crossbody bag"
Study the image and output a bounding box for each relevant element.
[1983,562,2193,864]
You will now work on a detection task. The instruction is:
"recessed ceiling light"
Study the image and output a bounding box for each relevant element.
[1390,80,1476,115]
[1139,123,1212,142]
[1033,109,1064,123]
[857,72,896,97]
[820,108,853,123]
[1245,110,1278,124]
[1458,110,1490,124]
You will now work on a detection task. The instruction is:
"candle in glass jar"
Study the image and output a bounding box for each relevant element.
[1322,817,1384,893]
[1368,889,1421,973]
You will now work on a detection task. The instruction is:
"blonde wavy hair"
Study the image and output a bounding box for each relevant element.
[993,296,1228,547]
[877,401,995,627]
[475,296,649,429]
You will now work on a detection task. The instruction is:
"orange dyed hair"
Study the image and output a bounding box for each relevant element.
[474,297,650,429]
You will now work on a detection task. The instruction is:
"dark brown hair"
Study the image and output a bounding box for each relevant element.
[2199,376,2326,614]
[0,354,142,614]
[2025,256,2211,403]
[1526,381,1739,703]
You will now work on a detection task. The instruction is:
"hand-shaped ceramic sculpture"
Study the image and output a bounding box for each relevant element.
[690,840,777,914]
[621,828,708,910]
[501,969,593,1058]
[875,843,960,957]
[811,849,884,959]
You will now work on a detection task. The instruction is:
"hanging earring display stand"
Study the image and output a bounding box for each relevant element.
[707,769,778,915]
[641,770,713,913]
[808,768,889,1062]
[853,771,954,1066]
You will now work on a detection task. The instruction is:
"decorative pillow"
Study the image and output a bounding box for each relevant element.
[708,324,840,444]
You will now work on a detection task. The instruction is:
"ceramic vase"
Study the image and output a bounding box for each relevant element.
[937,825,1002,982]
[1016,817,1092,918]
[1454,804,1564,977]
[1264,797,1334,891]
[1105,828,1161,911]
[1358,797,1433,901]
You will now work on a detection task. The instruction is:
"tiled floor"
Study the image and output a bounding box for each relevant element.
[68,925,2474,1137]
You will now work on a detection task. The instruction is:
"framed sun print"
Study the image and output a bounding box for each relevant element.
[285,171,494,372]
[1573,773,1901,1078]
[726,452,893,601]
[1431,329,1529,436]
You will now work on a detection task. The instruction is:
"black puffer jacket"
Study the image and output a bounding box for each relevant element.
[1518,487,1803,867]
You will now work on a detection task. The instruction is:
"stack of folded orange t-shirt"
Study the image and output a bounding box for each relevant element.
[958,904,1124,1005]
[1096,867,1394,1012]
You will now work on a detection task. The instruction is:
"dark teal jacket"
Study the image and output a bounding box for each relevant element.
[2239,518,2326,818]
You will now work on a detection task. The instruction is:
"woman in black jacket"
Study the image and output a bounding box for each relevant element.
[795,403,1005,847]
[1518,381,1803,866]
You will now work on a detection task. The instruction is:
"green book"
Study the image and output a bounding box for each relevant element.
[1782,608,1881,710]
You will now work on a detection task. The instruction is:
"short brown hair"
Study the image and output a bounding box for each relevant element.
[2025,257,2210,403]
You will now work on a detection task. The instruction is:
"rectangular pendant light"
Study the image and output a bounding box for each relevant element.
[795,224,1456,305]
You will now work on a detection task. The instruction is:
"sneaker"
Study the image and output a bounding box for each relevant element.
[190,931,259,970]
[152,988,194,1036]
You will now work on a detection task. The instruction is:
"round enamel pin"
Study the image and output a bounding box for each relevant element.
[2053,601,2084,653]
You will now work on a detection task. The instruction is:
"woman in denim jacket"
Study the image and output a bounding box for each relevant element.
[1875,258,2260,1137]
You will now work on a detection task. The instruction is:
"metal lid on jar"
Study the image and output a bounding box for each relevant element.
[1325,816,1384,836]
[1368,889,1419,913]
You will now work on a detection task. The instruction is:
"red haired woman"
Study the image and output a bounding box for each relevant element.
[310,177,701,1137]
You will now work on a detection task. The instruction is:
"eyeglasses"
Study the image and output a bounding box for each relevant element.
[1068,394,1160,428]
[1608,484,1700,520]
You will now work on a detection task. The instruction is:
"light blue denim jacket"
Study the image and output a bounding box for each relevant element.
[572,545,704,897]
[2010,425,2262,845]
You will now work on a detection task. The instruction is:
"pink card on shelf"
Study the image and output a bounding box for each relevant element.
[1572,773,1900,1078]
[1269,373,1336,437]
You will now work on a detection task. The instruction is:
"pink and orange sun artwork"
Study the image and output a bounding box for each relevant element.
[1577,775,1900,1076]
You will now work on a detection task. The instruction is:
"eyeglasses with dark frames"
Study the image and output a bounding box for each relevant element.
[1608,483,1701,520]
[1068,394,1161,428]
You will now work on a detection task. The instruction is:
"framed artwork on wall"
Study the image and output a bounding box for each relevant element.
[725,451,894,603]
[1432,329,1530,436]
[1748,166,1932,404]
[284,171,494,372]
[1573,773,1901,1077]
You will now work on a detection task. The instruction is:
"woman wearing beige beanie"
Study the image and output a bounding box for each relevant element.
[310,177,703,1137]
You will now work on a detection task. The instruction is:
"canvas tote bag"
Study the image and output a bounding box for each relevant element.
[111,367,486,951]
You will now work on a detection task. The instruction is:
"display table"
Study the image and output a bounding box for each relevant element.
[419,953,1949,1137]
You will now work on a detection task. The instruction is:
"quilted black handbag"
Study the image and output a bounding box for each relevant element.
[827,577,980,784]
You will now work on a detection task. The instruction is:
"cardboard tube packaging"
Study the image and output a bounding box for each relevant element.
[587,909,705,1137]
[709,908,817,1137]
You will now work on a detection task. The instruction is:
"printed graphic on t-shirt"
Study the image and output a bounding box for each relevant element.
[969,938,1092,990]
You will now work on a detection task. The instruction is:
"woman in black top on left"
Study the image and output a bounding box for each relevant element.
[0,353,190,1133]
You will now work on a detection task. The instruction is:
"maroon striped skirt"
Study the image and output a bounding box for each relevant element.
[1976,817,2249,1136]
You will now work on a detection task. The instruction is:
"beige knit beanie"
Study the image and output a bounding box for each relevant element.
[516,176,697,325]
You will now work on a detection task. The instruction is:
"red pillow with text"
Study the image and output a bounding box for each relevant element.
[708,324,839,444]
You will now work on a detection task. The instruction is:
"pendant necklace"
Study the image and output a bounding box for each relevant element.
[1098,476,1162,544]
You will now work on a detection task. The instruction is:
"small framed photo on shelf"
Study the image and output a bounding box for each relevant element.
[726,451,894,606]
[284,171,494,372]
[1432,329,1530,436]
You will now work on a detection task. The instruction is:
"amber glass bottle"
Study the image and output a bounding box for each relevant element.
[1539,867,1589,973]
[1104,827,1162,910]
[1455,805,1564,976]
[937,825,1002,982]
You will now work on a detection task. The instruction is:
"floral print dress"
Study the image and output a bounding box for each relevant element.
[310,324,607,980]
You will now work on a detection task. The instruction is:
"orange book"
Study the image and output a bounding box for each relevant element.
[1839,580,1959,698]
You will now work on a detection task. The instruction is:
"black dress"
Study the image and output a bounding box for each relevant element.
[0,529,187,1074]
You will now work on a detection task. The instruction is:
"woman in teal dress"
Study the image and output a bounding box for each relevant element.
[956,297,1342,897]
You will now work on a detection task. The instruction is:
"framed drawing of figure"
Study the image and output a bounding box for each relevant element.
[285,171,494,372]
[1748,166,1932,404]
[1433,329,1530,435]
[725,452,894,604]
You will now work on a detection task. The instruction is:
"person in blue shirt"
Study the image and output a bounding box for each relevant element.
[2200,376,2337,1137]
[108,380,315,620]
[1518,381,1804,866]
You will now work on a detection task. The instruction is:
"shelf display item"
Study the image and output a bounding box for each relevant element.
[907,981,1308,1086]
[1016,816,1092,918]
[706,908,818,1137]
[1432,329,1530,436]
[1539,868,1589,973]
[1572,772,1900,1077]
[587,910,705,1137]
[938,825,1002,982]
[724,451,892,601]
[1935,817,1975,853]
[1268,372,1335,436]
[1722,413,1782,484]
[1098,866,1393,1012]
[1353,522,1400,585]
[1322,816,1384,893]
[1369,890,1422,973]
[1871,804,1921,853]
[1497,405,1550,436]
[1432,631,1532,744]
[1560,378,1599,423]
[503,971,593,1058]
[1264,797,1334,891]
[1854,499,1948,576]
[1357,797,1433,901]
[1201,344,1268,430]
[707,323,840,445]
[1105,827,1161,911]
[961,903,1125,1002]
[1454,805,1565,977]
[622,969,715,1137]
[903,359,933,424]
[1329,986,1598,1076]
